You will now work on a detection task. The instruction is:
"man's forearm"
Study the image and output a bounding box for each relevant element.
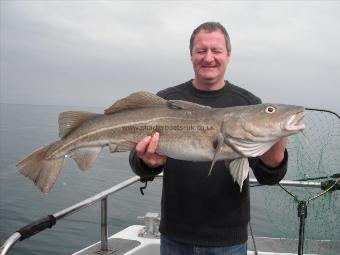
[259,137,288,168]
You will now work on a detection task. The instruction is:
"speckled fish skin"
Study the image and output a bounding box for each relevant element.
[17,91,305,193]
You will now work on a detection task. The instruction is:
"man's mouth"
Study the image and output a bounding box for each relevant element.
[202,66,218,69]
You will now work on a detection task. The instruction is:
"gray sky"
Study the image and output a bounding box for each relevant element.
[1,1,339,112]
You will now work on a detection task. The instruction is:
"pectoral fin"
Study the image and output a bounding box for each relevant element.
[227,158,250,192]
[208,133,224,176]
[69,147,103,171]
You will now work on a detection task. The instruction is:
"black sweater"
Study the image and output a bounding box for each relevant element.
[129,80,288,246]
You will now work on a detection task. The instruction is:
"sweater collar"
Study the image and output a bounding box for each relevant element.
[188,80,231,98]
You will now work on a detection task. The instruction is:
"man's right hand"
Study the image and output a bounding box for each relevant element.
[136,132,167,168]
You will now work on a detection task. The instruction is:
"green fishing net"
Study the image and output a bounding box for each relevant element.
[260,109,340,254]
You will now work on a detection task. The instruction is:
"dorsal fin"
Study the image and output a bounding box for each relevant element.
[168,100,211,110]
[58,111,98,138]
[104,91,167,114]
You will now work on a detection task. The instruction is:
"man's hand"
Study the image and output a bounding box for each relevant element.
[136,132,167,168]
[259,137,288,168]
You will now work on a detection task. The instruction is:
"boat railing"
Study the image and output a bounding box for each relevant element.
[1,175,142,255]
[1,173,339,255]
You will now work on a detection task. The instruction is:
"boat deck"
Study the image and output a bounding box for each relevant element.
[73,225,340,255]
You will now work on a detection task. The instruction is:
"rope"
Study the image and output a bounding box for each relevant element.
[296,173,340,181]
[307,177,340,203]
[278,183,299,202]
[249,221,259,255]
[278,177,340,204]
[305,108,339,119]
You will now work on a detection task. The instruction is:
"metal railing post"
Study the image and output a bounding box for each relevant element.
[100,197,108,251]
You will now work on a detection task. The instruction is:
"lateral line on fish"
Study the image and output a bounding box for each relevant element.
[49,116,192,158]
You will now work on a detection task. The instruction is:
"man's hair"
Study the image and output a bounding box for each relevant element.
[189,21,231,56]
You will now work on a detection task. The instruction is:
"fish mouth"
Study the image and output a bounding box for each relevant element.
[284,111,305,132]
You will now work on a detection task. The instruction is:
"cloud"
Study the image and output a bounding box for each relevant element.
[1,1,339,112]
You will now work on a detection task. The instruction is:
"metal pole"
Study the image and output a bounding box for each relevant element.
[101,197,108,251]
[249,178,321,188]
[297,201,307,255]
[53,175,141,220]
[0,233,21,255]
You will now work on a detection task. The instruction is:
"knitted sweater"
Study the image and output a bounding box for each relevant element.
[129,80,288,246]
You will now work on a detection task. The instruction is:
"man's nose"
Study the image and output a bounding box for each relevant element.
[203,50,214,63]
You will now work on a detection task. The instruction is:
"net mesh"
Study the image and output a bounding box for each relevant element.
[261,109,340,255]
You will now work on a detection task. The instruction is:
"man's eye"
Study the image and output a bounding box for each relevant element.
[212,49,223,54]
[197,51,205,54]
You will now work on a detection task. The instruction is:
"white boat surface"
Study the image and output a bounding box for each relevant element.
[73,224,338,255]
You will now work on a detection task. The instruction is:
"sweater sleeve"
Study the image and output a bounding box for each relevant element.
[249,149,288,185]
[129,149,164,180]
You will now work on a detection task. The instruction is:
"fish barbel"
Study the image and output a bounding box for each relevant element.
[17,91,305,193]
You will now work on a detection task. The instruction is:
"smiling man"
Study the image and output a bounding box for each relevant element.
[190,28,230,90]
[129,22,288,255]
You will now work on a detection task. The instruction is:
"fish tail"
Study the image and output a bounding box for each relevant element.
[17,142,65,193]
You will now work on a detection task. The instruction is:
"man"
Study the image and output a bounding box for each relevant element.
[129,22,288,255]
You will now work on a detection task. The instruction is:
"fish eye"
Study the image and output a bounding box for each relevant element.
[265,106,276,114]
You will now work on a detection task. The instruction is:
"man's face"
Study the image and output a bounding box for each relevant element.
[191,29,230,87]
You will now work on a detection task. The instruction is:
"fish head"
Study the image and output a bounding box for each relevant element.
[221,103,305,143]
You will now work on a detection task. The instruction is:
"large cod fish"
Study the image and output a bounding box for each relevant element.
[17,91,305,193]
